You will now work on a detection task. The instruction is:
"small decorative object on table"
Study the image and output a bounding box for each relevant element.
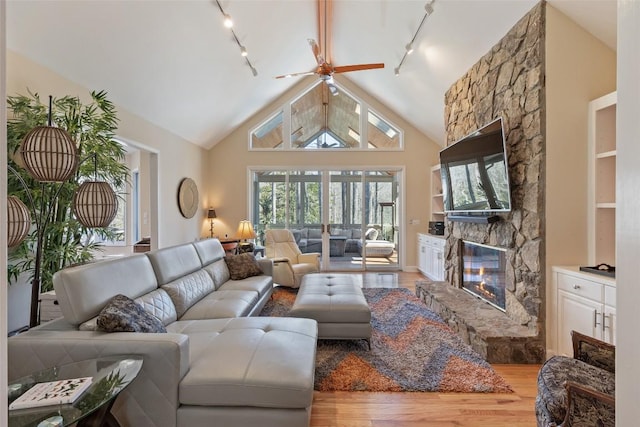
[579,263,615,278]
[9,377,92,410]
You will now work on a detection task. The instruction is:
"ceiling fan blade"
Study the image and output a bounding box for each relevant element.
[274,71,316,79]
[333,63,385,74]
[307,39,324,65]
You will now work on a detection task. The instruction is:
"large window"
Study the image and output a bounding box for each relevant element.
[250,81,402,151]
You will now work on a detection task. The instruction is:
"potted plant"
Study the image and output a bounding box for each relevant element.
[6,90,130,327]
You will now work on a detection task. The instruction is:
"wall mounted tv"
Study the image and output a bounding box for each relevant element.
[439,117,511,219]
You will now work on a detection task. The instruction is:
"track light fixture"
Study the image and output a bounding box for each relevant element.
[215,0,258,77]
[395,0,435,76]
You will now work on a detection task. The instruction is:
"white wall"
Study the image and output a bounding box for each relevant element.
[616,0,640,424]
[6,51,207,248]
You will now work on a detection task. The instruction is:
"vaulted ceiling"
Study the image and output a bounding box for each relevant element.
[6,0,616,149]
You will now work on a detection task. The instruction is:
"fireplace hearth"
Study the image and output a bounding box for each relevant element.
[461,241,507,311]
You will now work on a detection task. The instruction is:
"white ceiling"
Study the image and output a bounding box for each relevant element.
[6,0,616,149]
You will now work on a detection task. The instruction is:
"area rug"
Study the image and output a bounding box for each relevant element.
[260,287,513,393]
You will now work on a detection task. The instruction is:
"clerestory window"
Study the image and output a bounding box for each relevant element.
[250,80,402,151]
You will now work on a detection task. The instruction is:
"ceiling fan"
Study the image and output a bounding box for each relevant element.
[275,0,384,96]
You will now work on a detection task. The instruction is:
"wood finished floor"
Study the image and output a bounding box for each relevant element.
[310,271,539,427]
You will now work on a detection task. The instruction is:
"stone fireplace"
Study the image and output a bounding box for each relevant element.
[416,3,546,363]
[461,241,507,312]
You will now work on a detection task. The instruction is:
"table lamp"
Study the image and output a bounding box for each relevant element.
[207,208,217,238]
[236,220,256,253]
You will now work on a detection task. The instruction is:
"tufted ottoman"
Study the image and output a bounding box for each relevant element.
[289,273,371,348]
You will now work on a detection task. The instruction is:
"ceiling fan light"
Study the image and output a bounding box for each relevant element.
[405,43,414,55]
[223,14,233,28]
[240,46,248,56]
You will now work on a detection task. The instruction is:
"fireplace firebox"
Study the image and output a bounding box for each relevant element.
[461,241,507,311]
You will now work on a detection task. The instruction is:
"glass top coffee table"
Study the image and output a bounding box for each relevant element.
[8,355,143,427]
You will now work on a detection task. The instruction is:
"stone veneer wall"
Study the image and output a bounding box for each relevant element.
[442,3,545,335]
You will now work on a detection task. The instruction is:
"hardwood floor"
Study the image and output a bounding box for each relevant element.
[309,271,540,426]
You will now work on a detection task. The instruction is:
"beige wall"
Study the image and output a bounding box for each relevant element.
[205,75,441,268]
[544,5,616,351]
[6,50,208,248]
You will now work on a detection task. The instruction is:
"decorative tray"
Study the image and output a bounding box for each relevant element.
[579,264,615,278]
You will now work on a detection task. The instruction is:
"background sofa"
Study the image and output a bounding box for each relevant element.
[8,238,318,427]
[290,225,395,257]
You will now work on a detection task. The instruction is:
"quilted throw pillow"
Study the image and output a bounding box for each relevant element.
[224,252,263,280]
[97,294,167,333]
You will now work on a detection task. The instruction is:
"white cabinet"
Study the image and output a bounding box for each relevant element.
[418,233,445,281]
[588,92,617,266]
[553,266,616,356]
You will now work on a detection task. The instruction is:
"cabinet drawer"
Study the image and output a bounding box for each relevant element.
[557,273,603,301]
[604,285,616,307]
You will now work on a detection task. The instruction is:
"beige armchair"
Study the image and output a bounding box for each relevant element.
[264,229,320,288]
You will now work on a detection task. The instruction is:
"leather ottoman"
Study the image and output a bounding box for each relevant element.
[289,273,371,348]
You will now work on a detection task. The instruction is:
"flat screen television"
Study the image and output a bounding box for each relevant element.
[439,117,511,214]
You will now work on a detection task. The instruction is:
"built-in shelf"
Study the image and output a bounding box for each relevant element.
[588,91,617,266]
[430,164,445,221]
[596,150,616,159]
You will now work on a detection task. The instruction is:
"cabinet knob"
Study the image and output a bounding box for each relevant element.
[573,284,581,289]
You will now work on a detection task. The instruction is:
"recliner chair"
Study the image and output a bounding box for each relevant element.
[264,229,320,288]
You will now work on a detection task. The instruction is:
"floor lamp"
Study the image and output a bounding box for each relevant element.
[6,96,118,328]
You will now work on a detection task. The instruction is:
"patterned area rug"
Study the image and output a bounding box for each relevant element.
[260,286,513,393]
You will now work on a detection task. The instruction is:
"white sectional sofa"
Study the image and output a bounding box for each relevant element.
[8,238,318,427]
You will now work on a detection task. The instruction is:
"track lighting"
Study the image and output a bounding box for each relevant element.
[395,0,435,76]
[214,0,258,77]
[405,43,414,55]
[223,14,233,28]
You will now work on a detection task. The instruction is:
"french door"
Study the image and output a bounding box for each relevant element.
[251,168,402,271]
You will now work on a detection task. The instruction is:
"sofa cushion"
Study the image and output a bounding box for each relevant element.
[53,254,159,325]
[179,290,259,320]
[177,317,317,409]
[218,275,273,298]
[192,238,226,266]
[352,228,362,239]
[308,228,322,239]
[162,270,216,318]
[365,227,379,240]
[147,243,202,285]
[97,294,167,333]
[203,259,231,289]
[224,253,263,280]
[135,288,178,325]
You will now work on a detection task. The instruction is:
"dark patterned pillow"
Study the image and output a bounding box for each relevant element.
[224,252,264,280]
[97,294,167,333]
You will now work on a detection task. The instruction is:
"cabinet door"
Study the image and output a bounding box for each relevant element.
[557,289,602,356]
[417,236,428,275]
[603,305,616,345]
[433,248,444,281]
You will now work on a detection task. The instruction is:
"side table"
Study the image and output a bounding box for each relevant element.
[8,355,143,427]
[219,239,239,255]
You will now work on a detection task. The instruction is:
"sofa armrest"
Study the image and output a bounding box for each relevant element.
[257,257,273,276]
[560,380,615,427]
[9,329,189,427]
[571,330,615,373]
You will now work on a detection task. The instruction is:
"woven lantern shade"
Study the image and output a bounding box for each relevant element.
[7,196,31,248]
[19,125,79,182]
[73,181,118,228]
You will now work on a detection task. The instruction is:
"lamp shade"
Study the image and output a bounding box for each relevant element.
[207,208,217,219]
[19,125,79,182]
[73,181,118,228]
[7,196,31,248]
[236,220,256,240]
